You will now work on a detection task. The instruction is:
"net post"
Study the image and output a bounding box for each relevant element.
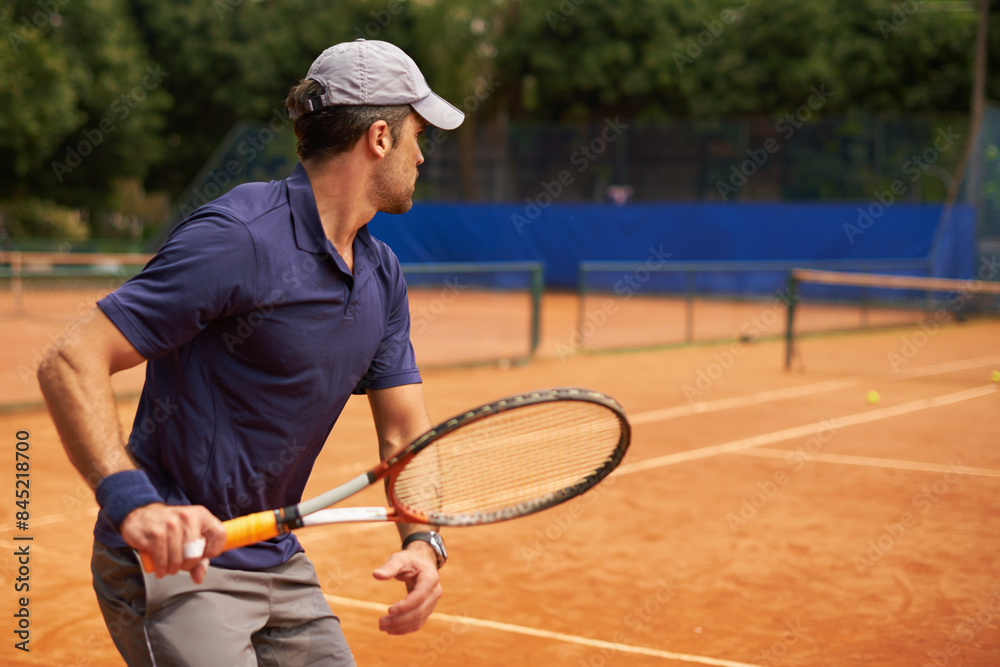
[860,285,870,328]
[529,263,543,358]
[576,263,586,351]
[684,270,694,344]
[784,269,798,371]
[12,252,23,317]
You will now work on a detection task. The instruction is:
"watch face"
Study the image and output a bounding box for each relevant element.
[429,532,447,563]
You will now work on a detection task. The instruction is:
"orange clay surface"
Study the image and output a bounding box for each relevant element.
[0,286,998,666]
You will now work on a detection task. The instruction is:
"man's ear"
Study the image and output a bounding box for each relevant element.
[367,120,392,158]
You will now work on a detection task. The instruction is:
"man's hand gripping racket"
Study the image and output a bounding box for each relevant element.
[140,387,630,571]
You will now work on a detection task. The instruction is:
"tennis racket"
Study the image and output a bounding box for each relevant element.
[140,387,630,571]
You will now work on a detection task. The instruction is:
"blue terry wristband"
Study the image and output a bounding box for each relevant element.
[95,469,163,530]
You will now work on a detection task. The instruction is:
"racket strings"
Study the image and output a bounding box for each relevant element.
[393,402,624,520]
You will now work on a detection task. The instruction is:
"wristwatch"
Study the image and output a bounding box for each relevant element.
[402,531,447,569]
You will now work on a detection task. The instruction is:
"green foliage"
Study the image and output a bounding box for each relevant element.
[0,198,89,240]
[498,0,978,121]
[0,0,990,226]
[0,0,170,233]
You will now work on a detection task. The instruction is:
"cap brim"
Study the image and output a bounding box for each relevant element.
[411,92,465,130]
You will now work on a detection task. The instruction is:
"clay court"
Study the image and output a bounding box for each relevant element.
[1,284,999,666]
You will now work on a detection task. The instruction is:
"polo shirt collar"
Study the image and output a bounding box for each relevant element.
[287,163,330,256]
[287,161,379,257]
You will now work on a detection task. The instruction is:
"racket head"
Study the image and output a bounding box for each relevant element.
[385,388,630,526]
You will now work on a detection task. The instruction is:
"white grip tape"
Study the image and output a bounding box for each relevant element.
[183,537,207,559]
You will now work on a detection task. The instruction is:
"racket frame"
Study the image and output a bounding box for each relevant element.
[282,387,629,531]
[141,387,629,570]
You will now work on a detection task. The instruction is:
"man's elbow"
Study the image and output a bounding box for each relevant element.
[37,336,91,398]
[37,344,70,397]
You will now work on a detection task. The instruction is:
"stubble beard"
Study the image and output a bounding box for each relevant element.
[371,152,415,215]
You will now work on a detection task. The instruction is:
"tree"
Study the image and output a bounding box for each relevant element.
[0,0,171,234]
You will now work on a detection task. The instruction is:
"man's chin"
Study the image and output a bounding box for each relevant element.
[379,198,414,215]
[379,194,413,215]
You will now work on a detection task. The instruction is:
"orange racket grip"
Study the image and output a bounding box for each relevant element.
[221,510,281,551]
[138,510,280,573]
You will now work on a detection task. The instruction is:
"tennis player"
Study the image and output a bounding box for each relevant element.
[38,39,463,666]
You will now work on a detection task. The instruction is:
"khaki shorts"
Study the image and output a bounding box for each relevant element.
[91,540,355,667]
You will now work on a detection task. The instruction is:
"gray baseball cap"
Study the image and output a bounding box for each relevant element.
[289,39,465,130]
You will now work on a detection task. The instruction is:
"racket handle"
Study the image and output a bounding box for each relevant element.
[138,510,281,573]
[221,509,281,550]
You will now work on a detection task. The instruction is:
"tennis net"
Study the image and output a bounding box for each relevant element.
[575,259,931,352]
[402,262,544,368]
[784,268,1000,381]
[0,252,544,369]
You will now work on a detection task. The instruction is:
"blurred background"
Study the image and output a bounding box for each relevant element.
[1,0,994,248]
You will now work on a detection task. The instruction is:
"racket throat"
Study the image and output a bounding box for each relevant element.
[276,506,305,531]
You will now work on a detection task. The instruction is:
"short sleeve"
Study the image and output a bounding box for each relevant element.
[98,210,258,360]
[353,259,421,394]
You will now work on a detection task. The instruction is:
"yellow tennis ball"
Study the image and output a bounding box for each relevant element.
[866,390,880,404]
[992,370,1000,383]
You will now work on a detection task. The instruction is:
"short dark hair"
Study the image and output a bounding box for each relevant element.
[285,79,412,161]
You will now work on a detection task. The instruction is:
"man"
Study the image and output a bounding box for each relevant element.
[37,39,464,666]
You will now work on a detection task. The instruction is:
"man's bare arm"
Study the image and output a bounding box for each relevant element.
[37,306,225,581]
[367,383,441,634]
[38,308,144,483]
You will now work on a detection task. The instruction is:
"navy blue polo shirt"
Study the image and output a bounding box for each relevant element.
[95,163,421,570]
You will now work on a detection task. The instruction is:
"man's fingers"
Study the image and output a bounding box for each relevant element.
[180,508,226,572]
[387,570,437,615]
[372,552,406,580]
[198,508,228,558]
[189,558,210,584]
[374,550,442,635]
[379,583,441,634]
[124,504,226,578]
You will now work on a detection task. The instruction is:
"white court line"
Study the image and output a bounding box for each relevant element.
[616,385,998,476]
[324,594,761,667]
[734,448,1000,478]
[628,379,858,425]
[629,355,1000,428]
[892,354,1000,380]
